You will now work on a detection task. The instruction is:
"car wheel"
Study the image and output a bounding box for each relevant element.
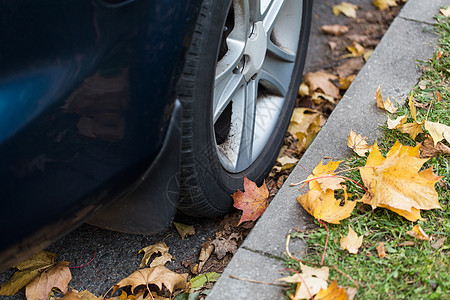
[177,0,312,216]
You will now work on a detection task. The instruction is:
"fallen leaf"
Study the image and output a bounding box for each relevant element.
[0,251,57,296]
[328,41,337,51]
[211,233,239,259]
[345,42,365,57]
[198,242,214,273]
[61,289,100,300]
[340,225,363,254]
[363,49,374,61]
[440,6,450,17]
[376,242,386,258]
[431,237,446,249]
[288,108,321,136]
[387,115,407,129]
[436,91,442,101]
[395,93,424,139]
[150,252,173,268]
[232,175,269,225]
[332,2,358,18]
[420,135,450,158]
[406,224,432,241]
[359,141,442,221]
[375,85,397,113]
[337,58,364,78]
[26,261,72,300]
[373,0,397,10]
[297,160,356,224]
[303,72,340,99]
[311,92,336,104]
[347,130,373,156]
[277,156,299,171]
[278,264,329,299]
[346,287,358,300]
[298,82,309,97]
[398,241,415,247]
[114,266,187,295]
[424,121,450,146]
[314,279,347,300]
[173,222,195,240]
[139,242,170,268]
[320,24,349,36]
[189,272,220,292]
[339,75,356,90]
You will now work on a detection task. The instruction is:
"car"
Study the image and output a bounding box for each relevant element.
[0,0,312,271]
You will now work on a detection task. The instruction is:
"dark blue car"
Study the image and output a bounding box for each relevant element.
[0,0,312,270]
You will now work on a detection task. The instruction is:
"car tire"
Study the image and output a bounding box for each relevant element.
[177,0,312,216]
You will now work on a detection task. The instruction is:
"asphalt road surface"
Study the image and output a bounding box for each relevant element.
[0,0,378,298]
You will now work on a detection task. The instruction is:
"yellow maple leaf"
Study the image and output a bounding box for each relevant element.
[346,42,365,57]
[332,2,358,18]
[296,160,356,224]
[387,115,407,129]
[395,93,424,139]
[406,224,432,241]
[375,86,397,113]
[347,130,373,156]
[340,225,363,254]
[359,141,442,221]
[278,263,329,299]
[314,279,348,300]
[373,0,397,10]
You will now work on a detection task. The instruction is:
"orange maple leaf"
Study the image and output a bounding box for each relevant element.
[296,160,356,224]
[359,141,442,221]
[232,175,269,225]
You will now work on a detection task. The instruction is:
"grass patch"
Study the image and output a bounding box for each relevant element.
[285,16,450,299]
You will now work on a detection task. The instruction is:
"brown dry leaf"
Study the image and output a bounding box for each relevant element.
[198,242,214,273]
[277,156,299,171]
[339,75,356,90]
[114,266,187,295]
[61,290,100,300]
[398,241,415,247]
[406,224,432,241]
[288,108,321,136]
[431,237,446,249]
[0,251,57,296]
[173,222,195,240]
[298,82,309,97]
[303,72,340,99]
[359,141,442,221]
[340,225,363,254]
[424,121,450,146]
[211,233,239,259]
[347,130,373,156]
[387,115,407,129]
[320,24,349,36]
[440,6,450,17]
[436,91,442,101]
[373,0,397,10]
[396,94,424,139]
[311,92,336,104]
[328,41,337,52]
[420,135,450,158]
[314,279,347,300]
[278,263,329,299]
[376,242,386,258]
[337,58,364,78]
[232,175,269,225]
[346,42,365,57]
[375,86,397,113]
[150,252,173,268]
[138,242,170,268]
[332,2,358,18]
[297,160,356,224]
[26,261,72,300]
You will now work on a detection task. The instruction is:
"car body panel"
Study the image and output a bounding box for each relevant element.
[0,0,202,269]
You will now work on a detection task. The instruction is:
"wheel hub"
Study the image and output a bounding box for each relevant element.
[243,21,267,81]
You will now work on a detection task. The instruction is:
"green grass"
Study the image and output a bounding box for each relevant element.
[285,16,450,299]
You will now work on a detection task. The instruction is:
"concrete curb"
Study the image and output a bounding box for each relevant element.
[207,0,445,298]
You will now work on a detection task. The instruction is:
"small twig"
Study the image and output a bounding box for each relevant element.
[330,265,361,288]
[285,234,309,264]
[229,275,289,287]
[290,175,368,193]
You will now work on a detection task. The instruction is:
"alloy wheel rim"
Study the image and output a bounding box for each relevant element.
[213,0,303,173]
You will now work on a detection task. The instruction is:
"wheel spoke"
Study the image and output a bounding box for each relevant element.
[262,0,285,34]
[214,73,245,123]
[248,0,261,23]
[267,40,295,62]
[235,79,258,171]
[259,55,292,97]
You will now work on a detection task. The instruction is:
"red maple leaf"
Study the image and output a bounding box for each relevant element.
[232,175,269,225]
